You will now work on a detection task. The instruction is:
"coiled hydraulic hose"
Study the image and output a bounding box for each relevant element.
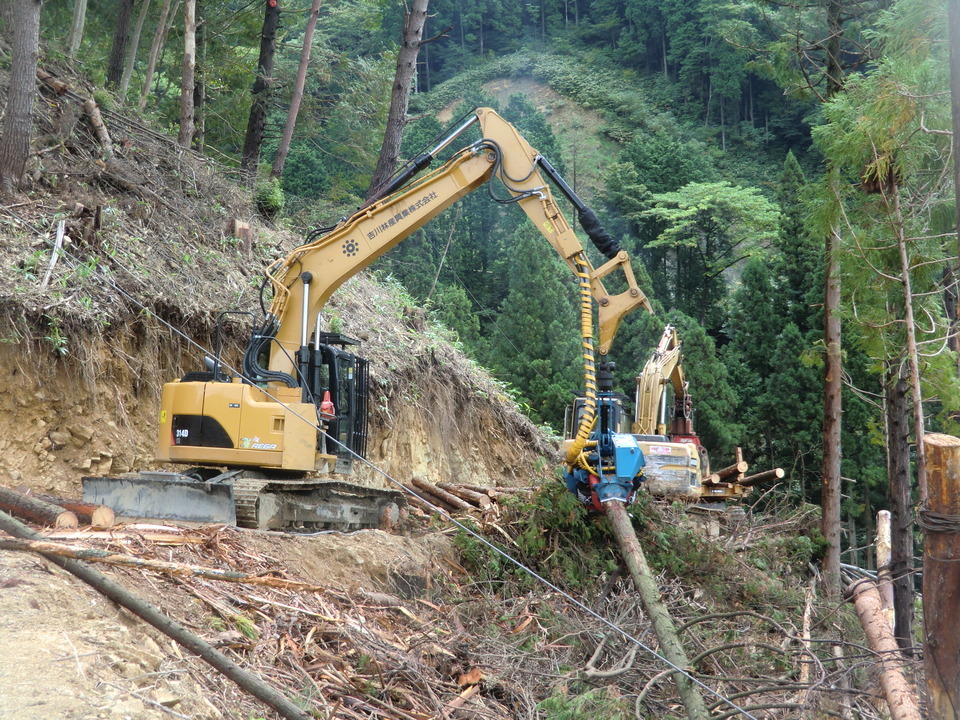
[565,252,599,472]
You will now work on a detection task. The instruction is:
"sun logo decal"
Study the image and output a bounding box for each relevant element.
[342,239,359,257]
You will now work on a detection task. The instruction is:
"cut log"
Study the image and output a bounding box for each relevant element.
[714,461,748,481]
[81,98,114,159]
[19,490,116,528]
[737,468,785,487]
[400,485,456,514]
[846,578,922,720]
[36,68,69,95]
[0,485,79,528]
[436,483,492,509]
[410,478,472,512]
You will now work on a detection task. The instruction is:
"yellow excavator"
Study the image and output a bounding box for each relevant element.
[83,108,652,530]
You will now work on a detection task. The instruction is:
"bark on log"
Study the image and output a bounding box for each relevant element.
[846,578,923,720]
[714,461,748,481]
[737,468,785,487]
[605,501,709,720]
[0,510,313,720]
[19,490,115,528]
[0,537,329,592]
[411,478,472,512]
[922,433,960,719]
[401,485,456,513]
[36,68,69,95]
[81,98,114,159]
[0,485,78,528]
[436,483,492,509]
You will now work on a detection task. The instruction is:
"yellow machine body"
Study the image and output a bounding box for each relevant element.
[156,380,329,473]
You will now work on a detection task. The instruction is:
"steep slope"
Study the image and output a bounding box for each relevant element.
[0,62,554,500]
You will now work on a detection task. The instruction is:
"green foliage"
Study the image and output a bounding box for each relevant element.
[455,482,617,592]
[42,316,68,357]
[255,177,286,218]
[642,181,779,333]
[538,687,632,720]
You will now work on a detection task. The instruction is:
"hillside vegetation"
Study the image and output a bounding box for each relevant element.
[0,0,954,716]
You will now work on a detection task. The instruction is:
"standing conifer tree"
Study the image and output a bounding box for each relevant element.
[482,224,580,427]
[241,0,281,175]
[0,0,42,197]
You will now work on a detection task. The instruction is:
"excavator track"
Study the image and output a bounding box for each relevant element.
[232,476,406,532]
[83,472,405,532]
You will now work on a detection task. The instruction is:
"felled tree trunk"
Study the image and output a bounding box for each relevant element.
[605,502,708,720]
[846,579,922,720]
[0,486,78,528]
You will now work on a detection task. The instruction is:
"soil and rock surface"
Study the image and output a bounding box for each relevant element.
[0,64,892,720]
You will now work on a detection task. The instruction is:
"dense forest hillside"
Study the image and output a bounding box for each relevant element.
[0,0,957,716]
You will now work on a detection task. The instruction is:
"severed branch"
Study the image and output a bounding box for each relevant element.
[0,537,328,593]
[0,510,313,720]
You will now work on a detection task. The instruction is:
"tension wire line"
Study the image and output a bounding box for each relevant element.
[14,216,759,720]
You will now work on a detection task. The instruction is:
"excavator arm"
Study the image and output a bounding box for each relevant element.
[156,107,651,482]
[261,107,650,381]
[632,324,692,437]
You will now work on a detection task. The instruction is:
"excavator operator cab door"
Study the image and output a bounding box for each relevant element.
[310,334,370,474]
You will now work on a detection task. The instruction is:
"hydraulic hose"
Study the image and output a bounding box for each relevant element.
[566,253,599,470]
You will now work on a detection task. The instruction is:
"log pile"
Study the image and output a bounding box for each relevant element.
[400,478,523,517]
[701,447,784,500]
[0,485,115,529]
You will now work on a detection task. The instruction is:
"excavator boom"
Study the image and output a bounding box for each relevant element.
[87,108,652,531]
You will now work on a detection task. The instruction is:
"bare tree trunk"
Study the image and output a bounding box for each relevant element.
[270,0,322,179]
[106,0,135,88]
[66,0,88,58]
[890,183,927,501]
[178,0,196,147]
[821,219,843,597]
[365,0,429,200]
[241,0,281,176]
[119,0,152,97]
[138,0,179,112]
[820,0,847,598]
[885,361,915,653]
[192,0,205,149]
[0,0,42,198]
[922,433,960,720]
